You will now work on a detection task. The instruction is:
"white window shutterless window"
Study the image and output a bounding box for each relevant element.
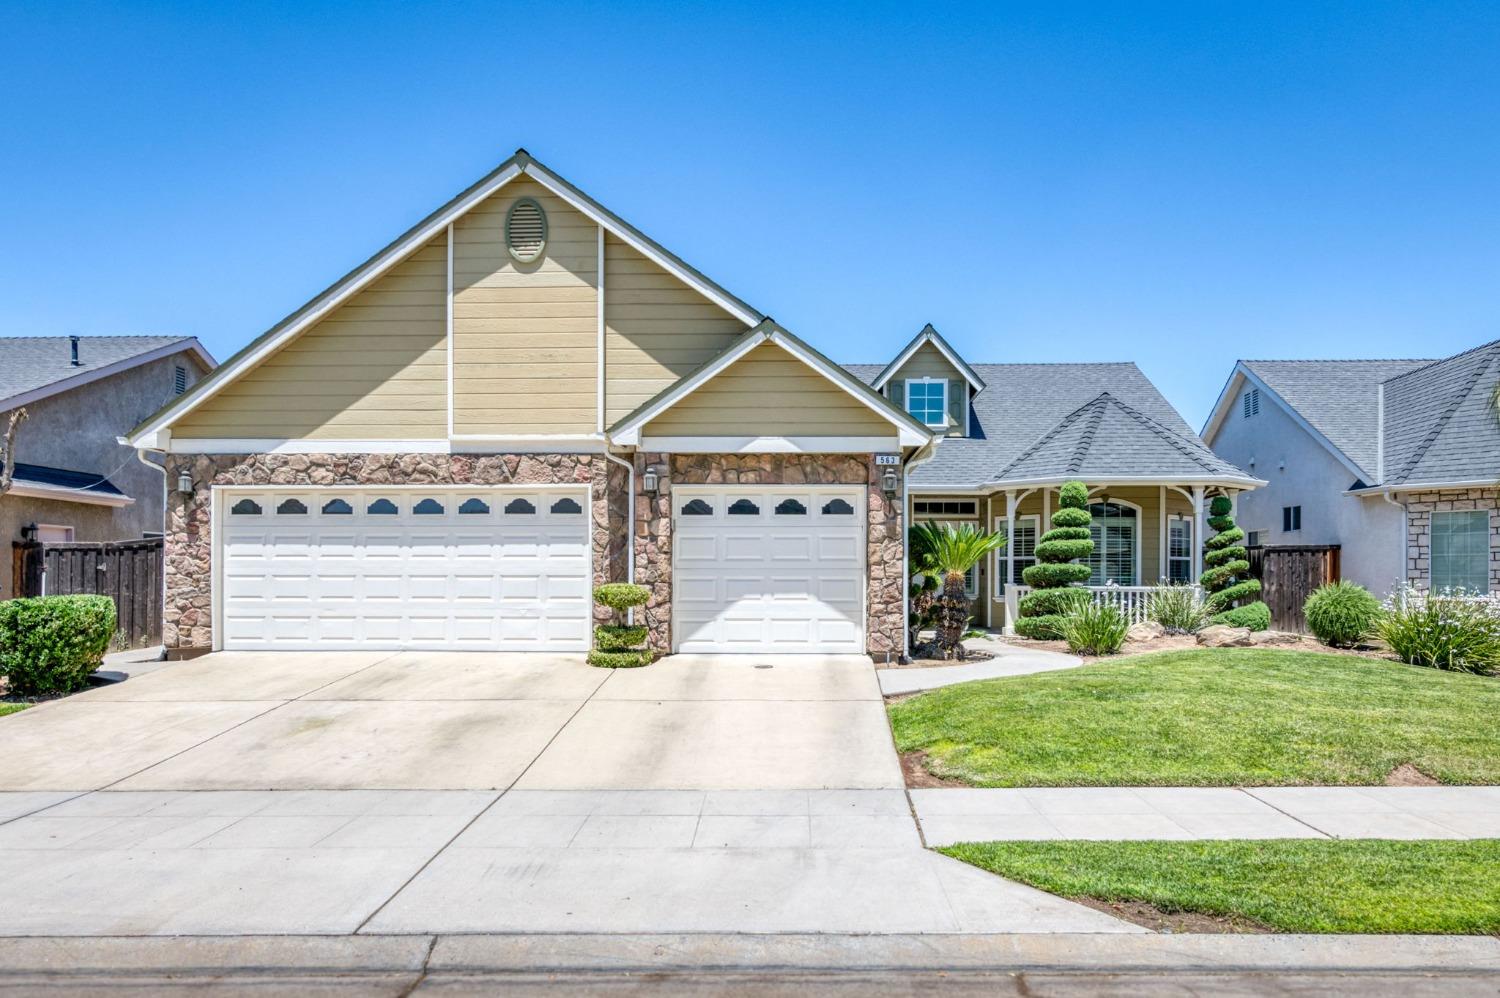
[1430,510,1492,594]
[905,378,948,427]
[1167,515,1193,584]
[994,515,1039,594]
[1086,501,1138,585]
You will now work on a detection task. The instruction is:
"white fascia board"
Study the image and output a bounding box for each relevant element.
[127,164,526,446]
[7,481,136,507]
[638,435,901,454]
[167,436,605,455]
[1,339,216,413]
[522,162,761,328]
[872,329,984,392]
[1204,363,1371,484]
[912,475,1267,495]
[1349,479,1500,496]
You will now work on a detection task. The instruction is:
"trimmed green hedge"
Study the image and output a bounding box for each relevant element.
[1016,480,1094,640]
[1199,496,1268,630]
[585,649,654,668]
[593,583,651,611]
[1034,538,1095,562]
[1021,561,1092,588]
[1017,587,1090,617]
[1049,507,1092,529]
[1211,602,1272,631]
[1304,581,1382,648]
[0,595,116,696]
[594,625,649,652]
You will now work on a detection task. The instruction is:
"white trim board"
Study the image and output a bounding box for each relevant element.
[6,481,135,507]
[1,339,215,413]
[166,437,607,455]
[127,152,762,450]
[638,435,901,454]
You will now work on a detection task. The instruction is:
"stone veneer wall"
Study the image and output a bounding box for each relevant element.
[1403,487,1500,592]
[162,453,627,654]
[633,453,905,659]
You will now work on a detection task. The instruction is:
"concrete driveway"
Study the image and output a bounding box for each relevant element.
[0,651,1131,936]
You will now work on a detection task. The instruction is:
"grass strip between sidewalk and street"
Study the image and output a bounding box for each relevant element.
[942,838,1500,934]
[890,648,1500,786]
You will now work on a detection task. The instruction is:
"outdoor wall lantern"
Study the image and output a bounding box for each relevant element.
[641,467,660,495]
[176,472,193,496]
[880,467,899,497]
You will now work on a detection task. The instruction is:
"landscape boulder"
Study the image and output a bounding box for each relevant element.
[1126,620,1166,643]
[1196,624,1253,648]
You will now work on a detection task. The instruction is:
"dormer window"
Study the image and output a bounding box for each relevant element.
[905,378,948,427]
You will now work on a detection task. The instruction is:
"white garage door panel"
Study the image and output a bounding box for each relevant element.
[672,487,866,654]
[218,488,589,651]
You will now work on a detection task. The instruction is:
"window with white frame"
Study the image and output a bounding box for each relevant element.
[1167,515,1193,584]
[1431,510,1491,593]
[995,515,1039,594]
[905,378,948,427]
[1086,501,1138,585]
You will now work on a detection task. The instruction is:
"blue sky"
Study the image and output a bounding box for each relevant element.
[2,2,1497,428]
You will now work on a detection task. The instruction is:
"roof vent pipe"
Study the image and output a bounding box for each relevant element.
[69,335,80,367]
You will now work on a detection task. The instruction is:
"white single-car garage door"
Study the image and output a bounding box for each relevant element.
[216,487,590,651]
[672,485,865,654]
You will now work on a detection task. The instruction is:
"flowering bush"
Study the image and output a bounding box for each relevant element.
[1378,586,1500,675]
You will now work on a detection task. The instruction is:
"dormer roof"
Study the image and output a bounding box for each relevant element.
[870,324,985,393]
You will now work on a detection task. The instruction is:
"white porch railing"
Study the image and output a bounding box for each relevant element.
[1003,584,1204,631]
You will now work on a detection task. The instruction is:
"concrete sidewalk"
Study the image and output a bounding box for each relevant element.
[913,786,1500,844]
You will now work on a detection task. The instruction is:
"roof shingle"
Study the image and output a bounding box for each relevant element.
[0,336,196,406]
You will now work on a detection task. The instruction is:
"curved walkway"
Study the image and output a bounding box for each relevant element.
[877,639,1082,695]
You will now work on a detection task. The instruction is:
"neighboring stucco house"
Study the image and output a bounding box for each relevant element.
[1204,339,1500,597]
[2,335,215,599]
[848,325,1262,631]
[125,150,1256,659]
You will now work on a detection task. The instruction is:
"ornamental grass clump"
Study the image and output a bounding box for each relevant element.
[1014,481,1094,640]
[1304,580,1382,648]
[1378,587,1500,675]
[1202,496,1269,630]
[588,583,654,668]
[1147,584,1209,635]
[0,594,116,696]
[1060,601,1129,656]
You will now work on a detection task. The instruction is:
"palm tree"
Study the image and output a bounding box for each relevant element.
[910,521,1006,658]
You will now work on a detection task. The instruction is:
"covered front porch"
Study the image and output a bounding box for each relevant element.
[909,480,1253,632]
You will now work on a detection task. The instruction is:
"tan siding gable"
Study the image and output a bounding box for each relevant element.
[644,342,896,437]
[885,341,967,435]
[604,236,748,423]
[452,178,598,435]
[173,236,447,439]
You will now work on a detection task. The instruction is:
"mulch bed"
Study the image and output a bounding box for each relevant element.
[1073,897,1273,934]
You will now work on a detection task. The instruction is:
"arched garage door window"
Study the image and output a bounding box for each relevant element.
[1087,501,1138,586]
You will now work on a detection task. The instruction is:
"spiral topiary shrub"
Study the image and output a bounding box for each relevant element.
[1202,495,1269,630]
[1303,581,1382,648]
[1015,480,1094,639]
[588,583,654,668]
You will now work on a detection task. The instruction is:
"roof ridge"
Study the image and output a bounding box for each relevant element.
[1067,396,1109,473]
[1102,392,1233,475]
[1242,357,1435,364]
[1388,343,1499,485]
[1381,337,1500,387]
[991,392,1110,481]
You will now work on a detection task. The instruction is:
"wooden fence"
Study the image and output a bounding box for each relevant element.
[1246,544,1341,633]
[10,538,164,649]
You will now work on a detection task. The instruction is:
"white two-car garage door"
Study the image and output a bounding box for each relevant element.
[672,486,866,654]
[217,487,590,651]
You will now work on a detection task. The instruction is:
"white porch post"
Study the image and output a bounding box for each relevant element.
[1158,484,1167,585]
[1190,485,1206,583]
[984,494,994,629]
[1004,489,1018,633]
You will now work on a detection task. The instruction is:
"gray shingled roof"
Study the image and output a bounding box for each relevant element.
[0,336,194,406]
[1240,359,1432,480]
[1381,339,1500,487]
[845,361,1252,487]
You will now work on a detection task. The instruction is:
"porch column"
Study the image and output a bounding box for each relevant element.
[1190,485,1206,583]
[1004,489,1018,633]
[1158,485,1167,584]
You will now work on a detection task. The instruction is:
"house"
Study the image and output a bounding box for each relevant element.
[125,150,1255,659]
[2,335,215,599]
[847,325,1262,631]
[1203,339,1500,597]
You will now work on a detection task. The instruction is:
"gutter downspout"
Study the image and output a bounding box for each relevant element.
[1382,489,1407,601]
[603,448,636,624]
[901,438,941,661]
[130,440,169,658]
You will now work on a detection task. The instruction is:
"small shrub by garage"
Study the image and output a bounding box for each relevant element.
[1304,581,1382,648]
[588,583,654,668]
[0,595,116,696]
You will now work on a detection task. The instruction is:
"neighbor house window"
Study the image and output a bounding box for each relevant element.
[905,379,948,427]
[1086,502,1137,585]
[1246,530,1262,548]
[996,515,1039,594]
[1431,510,1491,593]
[1282,505,1301,532]
[1168,515,1194,583]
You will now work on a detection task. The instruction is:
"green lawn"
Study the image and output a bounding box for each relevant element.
[943,839,1500,934]
[889,648,1500,786]
[0,703,27,719]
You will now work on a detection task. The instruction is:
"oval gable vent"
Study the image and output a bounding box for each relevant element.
[506,197,547,263]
